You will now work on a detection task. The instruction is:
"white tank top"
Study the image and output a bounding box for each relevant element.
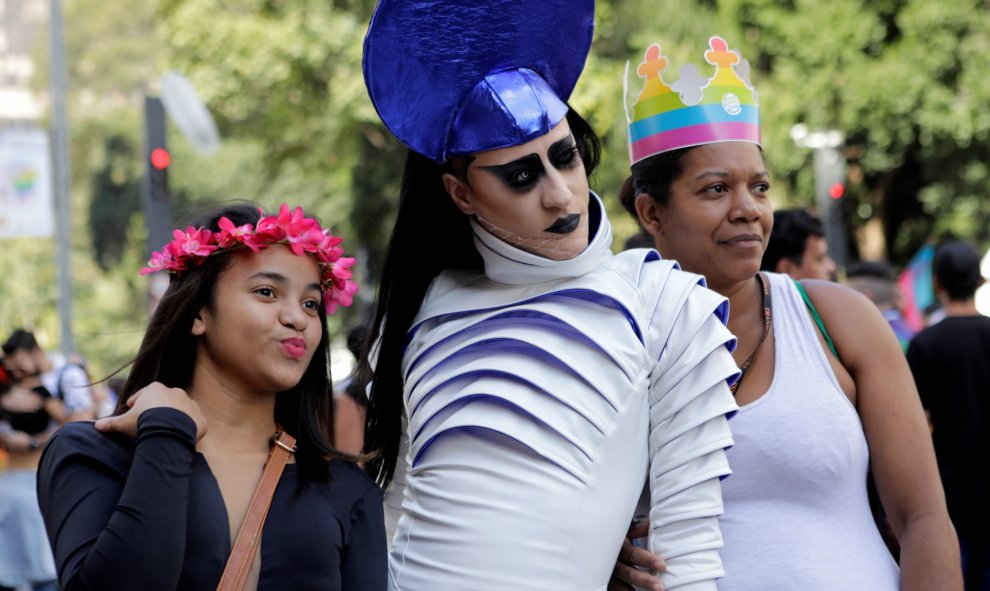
[717,272,899,590]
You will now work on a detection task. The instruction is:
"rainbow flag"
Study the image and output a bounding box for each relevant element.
[897,244,935,332]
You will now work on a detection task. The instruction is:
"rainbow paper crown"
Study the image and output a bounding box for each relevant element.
[627,36,761,164]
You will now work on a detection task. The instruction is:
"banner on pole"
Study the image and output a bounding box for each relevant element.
[0,128,55,238]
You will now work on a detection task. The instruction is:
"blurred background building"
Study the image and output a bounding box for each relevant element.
[0,0,46,122]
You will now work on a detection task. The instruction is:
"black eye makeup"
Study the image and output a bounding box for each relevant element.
[549,138,581,169]
[493,154,545,191]
[479,135,581,193]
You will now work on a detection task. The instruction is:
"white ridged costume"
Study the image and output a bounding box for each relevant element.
[386,195,739,590]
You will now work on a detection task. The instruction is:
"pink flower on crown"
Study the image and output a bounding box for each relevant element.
[166,242,191,271]
[143,204,358,316]
[315,231,345,264]
[217,217,263,251]
[254,209,286,243]
[276,203,304,227]
[140,240,191,275]
[141,249,176,275]
[324,280,359,315]
[172,226,219,259]
[276,204,325,257]
[321,257,358,314]
[329,257,356,283]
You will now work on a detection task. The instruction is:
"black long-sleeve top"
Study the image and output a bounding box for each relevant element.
[37,407,387,590]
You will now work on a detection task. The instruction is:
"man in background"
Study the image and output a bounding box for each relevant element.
[846,260,916,351]
[906,240,990,591]
[762,208,837,280]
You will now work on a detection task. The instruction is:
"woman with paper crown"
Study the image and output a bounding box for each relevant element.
[36,203,387,590]
[615,37,961,590]
[360,2,739,590]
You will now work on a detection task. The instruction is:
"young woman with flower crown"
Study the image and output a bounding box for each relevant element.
[36,202,386,591]
[359,2,740,590]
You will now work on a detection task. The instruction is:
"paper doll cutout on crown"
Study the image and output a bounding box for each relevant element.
[627,36,761,164]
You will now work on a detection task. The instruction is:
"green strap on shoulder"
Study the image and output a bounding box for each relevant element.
[793,280,840,360]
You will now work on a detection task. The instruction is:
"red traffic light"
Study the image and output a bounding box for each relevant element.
[828,182,845,199]
[150,147,171,171]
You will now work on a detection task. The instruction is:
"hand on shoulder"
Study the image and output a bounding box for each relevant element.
[95,382,207,441]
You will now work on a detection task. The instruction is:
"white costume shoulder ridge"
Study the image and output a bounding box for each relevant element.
[427,268,486,299]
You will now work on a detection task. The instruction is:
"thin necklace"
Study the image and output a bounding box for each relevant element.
[730,272,772,395]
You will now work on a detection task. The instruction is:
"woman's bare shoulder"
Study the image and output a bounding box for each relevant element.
[797,279,879,323]
[797,278,900,366]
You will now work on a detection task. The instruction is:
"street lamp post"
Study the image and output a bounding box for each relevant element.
[48,0,73,353]
[790,124,848,269]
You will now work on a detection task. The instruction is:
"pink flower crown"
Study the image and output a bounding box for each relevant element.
[141,204,358,314]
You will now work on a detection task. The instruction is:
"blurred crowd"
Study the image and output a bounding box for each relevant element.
[0,329,119,591]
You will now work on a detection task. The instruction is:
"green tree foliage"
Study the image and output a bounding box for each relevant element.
[0,239,60,341]
[7,0,990,374]
[86,125,143,270]
[159,0,404,314]
[711,0,990,262]
[157,0,990,264]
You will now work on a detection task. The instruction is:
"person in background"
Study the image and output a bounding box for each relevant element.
[925,300,948,327]
[761,208,836,280]
[846,260,916,352]
[332,324,370,456]
[2,330,94,422]
[906,240,990,591]
[613,37,960,591]
[36,202,386,591]
[623,229,656,250]
[0,360,60,591]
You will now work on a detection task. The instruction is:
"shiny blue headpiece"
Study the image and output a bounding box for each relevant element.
[363,0,595,163]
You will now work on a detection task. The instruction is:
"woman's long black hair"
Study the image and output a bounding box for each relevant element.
[360,107,601,487]
[116,202,352,484]
[619,147,692,217]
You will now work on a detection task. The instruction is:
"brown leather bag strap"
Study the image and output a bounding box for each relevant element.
[216,428,297,591]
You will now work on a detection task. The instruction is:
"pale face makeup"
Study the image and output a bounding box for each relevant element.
[444,119,591,261]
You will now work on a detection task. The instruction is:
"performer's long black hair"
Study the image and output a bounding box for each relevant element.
[360,107,601,487]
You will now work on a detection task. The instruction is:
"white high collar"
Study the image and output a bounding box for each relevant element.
[469,192,614,286]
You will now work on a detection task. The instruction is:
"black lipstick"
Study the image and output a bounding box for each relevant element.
[545,213,581,235]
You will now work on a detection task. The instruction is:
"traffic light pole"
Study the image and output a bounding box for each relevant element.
[142,96,174,256]
[813,145,848,270]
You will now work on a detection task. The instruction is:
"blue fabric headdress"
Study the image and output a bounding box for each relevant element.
[363,0,595,163]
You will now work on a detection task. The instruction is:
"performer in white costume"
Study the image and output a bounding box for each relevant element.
[359,3,740,589]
